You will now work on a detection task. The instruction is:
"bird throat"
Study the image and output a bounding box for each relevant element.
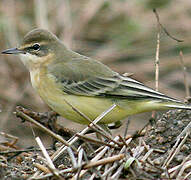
[19,53,54,70]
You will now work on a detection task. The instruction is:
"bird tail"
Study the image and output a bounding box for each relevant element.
[164,102,191,110]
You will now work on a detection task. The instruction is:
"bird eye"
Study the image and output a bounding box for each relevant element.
[32,43,40,51]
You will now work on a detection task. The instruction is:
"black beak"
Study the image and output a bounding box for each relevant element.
[1,47,25,54]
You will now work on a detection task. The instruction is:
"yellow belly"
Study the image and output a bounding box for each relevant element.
[45,94,129,124]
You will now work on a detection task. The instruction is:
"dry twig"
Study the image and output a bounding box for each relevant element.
[179,51,190,100]
[15,108,73,151]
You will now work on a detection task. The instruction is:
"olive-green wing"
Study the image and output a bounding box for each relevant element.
[48,58,180,102]
[59,75,180,102]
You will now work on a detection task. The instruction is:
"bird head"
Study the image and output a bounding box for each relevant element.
[2,29,64,69]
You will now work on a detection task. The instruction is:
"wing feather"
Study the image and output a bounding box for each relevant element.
[59,74,180,102]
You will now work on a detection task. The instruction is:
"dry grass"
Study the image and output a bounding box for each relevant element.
[0,107,191,179]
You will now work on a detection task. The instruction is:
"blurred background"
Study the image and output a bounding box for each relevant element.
[0,0,191,147]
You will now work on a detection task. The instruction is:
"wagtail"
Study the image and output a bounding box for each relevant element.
[2,29,191,125]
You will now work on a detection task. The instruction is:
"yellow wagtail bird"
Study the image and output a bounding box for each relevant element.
[2,29,191,126]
